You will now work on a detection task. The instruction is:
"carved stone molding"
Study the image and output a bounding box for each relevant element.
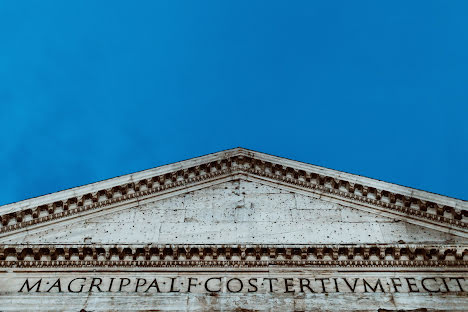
[1,155,467,235]
[1,244,466,268]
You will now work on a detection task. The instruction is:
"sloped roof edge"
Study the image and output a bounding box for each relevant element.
[1,147,465,215]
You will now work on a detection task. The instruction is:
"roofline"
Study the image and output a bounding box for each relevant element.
[0,147,466,215]
[241,148,466,207]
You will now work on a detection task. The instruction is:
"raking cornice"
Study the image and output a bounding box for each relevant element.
[0,148,467,236]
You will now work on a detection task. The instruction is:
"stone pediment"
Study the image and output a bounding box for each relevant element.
[0,178,466,245]
[0,148,466,243]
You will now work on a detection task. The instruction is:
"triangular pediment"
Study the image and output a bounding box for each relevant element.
[0,148,466,244]
[1,178,466,245]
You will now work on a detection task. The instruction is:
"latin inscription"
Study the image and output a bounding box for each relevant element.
[17,276,467,294]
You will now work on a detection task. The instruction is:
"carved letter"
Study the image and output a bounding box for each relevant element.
[187,278,198,293]
[315,278,329,293]
[450,277,466,292]
[144,279,161,293]
[299,278,315,293]
[263,278,278,292]
[19,279,42,293]
[390,278,402,292]
[169,277,180,293]
[205,277,221,293]
[405,278,419,292]
[108,277,115,292]
[248,278,258,293]
[68,278,86,293]
[441,277,450,292]
[227,278,243,293]
[135,278,147,292]
[421,278,440,293]
[342,278,359,292]
[89,278,102,292]
[363,278,384,293]
[333,278,339,292]
[284,278,295,293]
[47,279,62,293]
[118,278,131,292]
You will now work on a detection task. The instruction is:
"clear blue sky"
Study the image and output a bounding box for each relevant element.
[0,1,467,205]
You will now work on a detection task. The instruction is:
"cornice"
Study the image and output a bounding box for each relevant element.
[0,244,466,268]
[0,150,467,236]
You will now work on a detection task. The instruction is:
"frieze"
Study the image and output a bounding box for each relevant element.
[3,273,468,311]
[12,275,468,294]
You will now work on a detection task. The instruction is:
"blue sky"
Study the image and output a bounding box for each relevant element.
[0,1,467,205]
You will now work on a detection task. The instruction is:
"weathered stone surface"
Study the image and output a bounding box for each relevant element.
[3,180,464,245]
[1,271,468,311]
[0,148,466,311]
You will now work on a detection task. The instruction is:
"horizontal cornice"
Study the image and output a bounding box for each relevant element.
[0,244,466,268]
